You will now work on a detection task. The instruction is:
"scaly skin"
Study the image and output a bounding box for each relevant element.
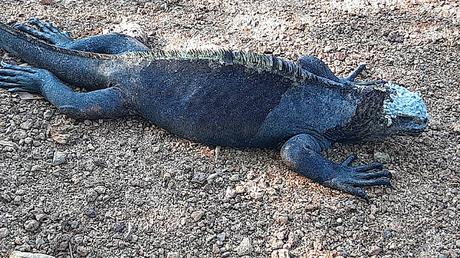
[0,18,429,200]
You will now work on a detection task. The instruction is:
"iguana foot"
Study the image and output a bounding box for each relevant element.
[343,63,366,82]
[15,18,73,47]
[343,64,388,86]
[324,154,393,201]
[0,62,52,93]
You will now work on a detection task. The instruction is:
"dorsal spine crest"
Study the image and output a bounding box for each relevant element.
[120,49,346,88]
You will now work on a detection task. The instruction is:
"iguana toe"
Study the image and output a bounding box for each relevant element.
[340,154,358,166]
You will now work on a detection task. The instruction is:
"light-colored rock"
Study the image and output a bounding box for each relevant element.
[374,151,391,163]
[52,151,66,165]
[369,245,382,256]
[190,210,205,222]
[9,251,55,258]
[235,185,246,194]
[0,227,9,239]
[24,220,40,232]
[166,252,179,258]
[271,249,290,258]
[236,237,253,255]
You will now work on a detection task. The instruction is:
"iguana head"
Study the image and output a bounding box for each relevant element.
[327,81,429,142]
[382,82,429,136]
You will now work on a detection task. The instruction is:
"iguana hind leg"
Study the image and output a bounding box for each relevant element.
[16,18,149,54]
[298,56,341,82]
[0,62,131,119]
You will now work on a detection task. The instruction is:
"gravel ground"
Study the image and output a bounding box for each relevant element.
[1,0,459,257]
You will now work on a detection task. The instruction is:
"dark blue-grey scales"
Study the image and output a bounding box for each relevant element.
[0,18,429,200]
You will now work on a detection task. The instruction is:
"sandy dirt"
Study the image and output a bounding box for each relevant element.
[0,0,459,257]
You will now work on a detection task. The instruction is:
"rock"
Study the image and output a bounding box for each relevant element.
[271,249,290,258]
[270,237,284,249]
[374,151,391,163]
[275,231,285,240]
[43,110,53,119]
[9,251,55,258]
[225,187,236,199]
[217,232,226,245]
[453,122,460,134]
[0,227,9,239]
[85,208,97,218]
[52,151,66,165]
[286,231,299,248]
[39,0,55,5]
[86,189,98,202]
[388,31,404,43]
[20,121,33,130]
[235,185,245,194]
[35,214,50,224]
[273,212,289,224]
[24,220,40,232]
[323,46,334,53]
[76,246,89,257]
[114,222,126,233]
[0,140,19,149]
[369,246,382,256]
[229,174,239,182]
[191,171,207,184]
[94,185,106,194]
[190,210,205,222]
[456,239,460,248]
[236,237,253,255]
[166,252,179,258]
[19,241,34,252]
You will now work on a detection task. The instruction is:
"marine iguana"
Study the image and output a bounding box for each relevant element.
[0,18,429,200]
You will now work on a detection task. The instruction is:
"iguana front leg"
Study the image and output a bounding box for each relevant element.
[281,134,392,200]
[0,62,131,119]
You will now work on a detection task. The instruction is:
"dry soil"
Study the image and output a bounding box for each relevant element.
[0,0,459,257]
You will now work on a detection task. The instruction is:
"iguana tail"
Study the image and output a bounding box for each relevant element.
[0,22,117,89]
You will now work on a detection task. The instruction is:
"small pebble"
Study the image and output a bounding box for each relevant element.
[190,210,204,222]
[369,245,382,256]
[52,151,66,165]
[236,237,253,255]
[166,252,179,258]
[235,185,245,194]
[76,246,89,257]
[0,227,9,239]
[374,151,391,163]
[85,208,97,218]
[191,171,207,184]
[271,249,290,258]
[24,219,40,232]
[43,110,53,119]
[229,174,239,182]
